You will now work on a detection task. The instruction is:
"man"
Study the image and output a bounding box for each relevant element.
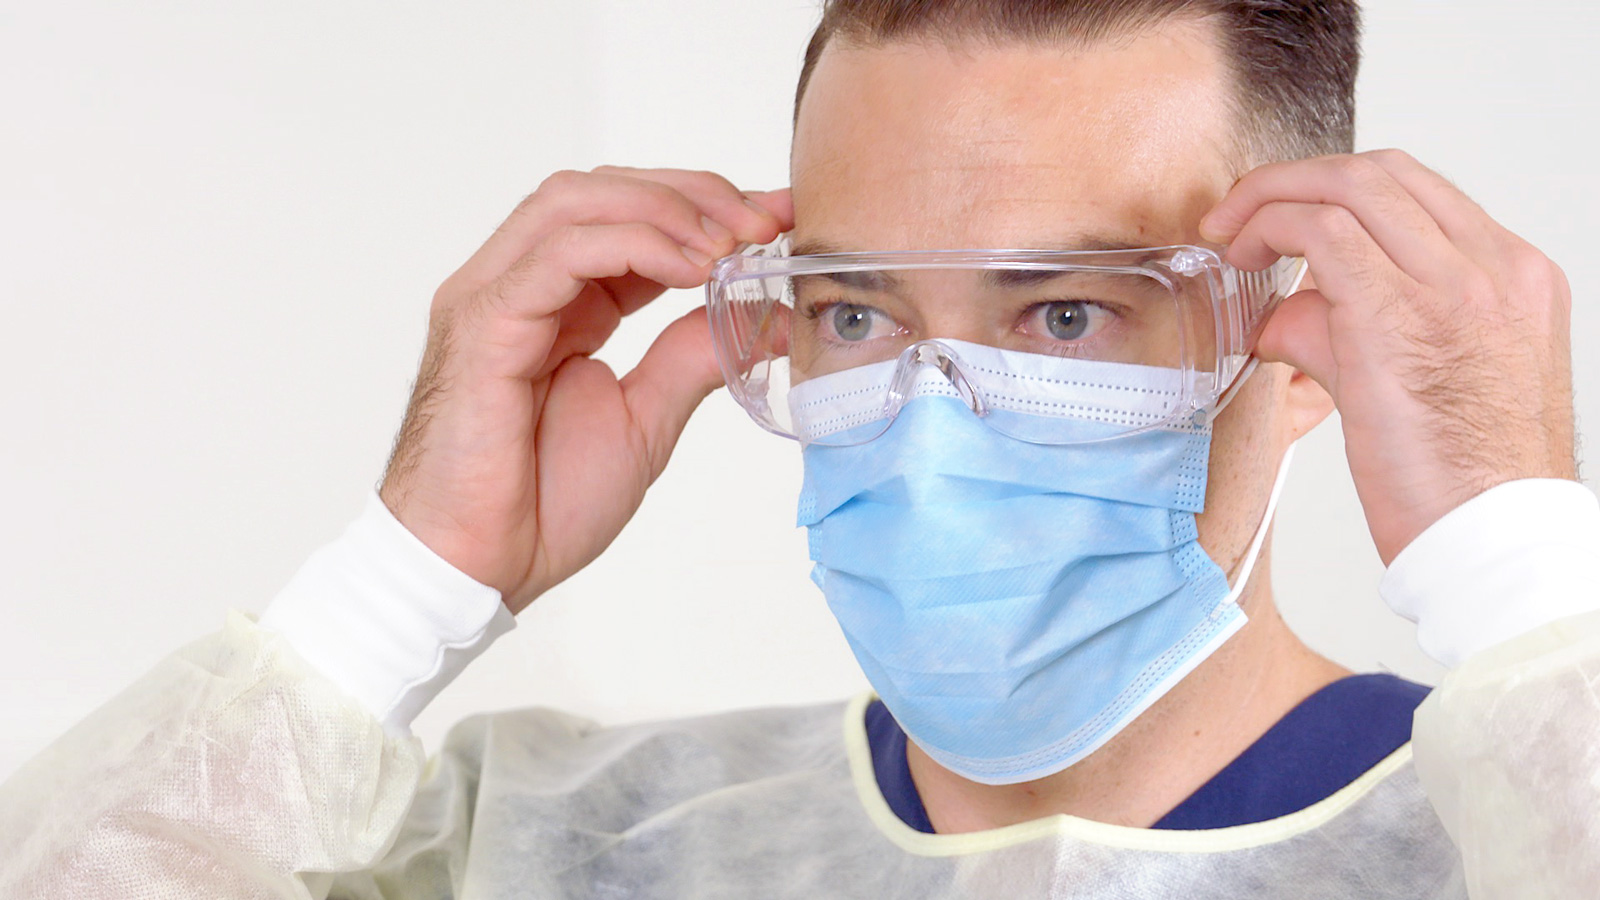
[2,0,1595,897]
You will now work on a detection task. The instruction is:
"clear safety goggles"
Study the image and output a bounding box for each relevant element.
[706,236,1306,446]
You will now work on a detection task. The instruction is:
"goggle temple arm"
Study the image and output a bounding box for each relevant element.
[1203,356,1261,426]
[1195,257,1310,427]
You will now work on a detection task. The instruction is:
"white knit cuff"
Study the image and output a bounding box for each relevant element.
[1381,478,1600,669]
[260,488,516,734]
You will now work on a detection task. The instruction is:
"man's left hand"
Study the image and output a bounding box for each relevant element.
[1200,149,1576,565]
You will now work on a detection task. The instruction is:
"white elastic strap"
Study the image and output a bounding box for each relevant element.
[1223,442,1297,606]
[1209,357,1259,422]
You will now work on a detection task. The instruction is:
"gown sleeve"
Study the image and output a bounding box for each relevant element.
[0,489,515,899]
[1384,479,1600,898]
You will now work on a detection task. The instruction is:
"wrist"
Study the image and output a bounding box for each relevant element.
[1380,477,1600,668]
[260,488,517,733]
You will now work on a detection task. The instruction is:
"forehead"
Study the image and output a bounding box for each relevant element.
[790,18,1240,252]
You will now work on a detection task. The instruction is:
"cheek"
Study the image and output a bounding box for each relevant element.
[1193,370,1290,575]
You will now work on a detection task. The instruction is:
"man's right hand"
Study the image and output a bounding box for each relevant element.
[378,168,791,614]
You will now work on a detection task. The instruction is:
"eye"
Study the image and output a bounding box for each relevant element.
[1026,301,1112,342]
[824,303,896,342]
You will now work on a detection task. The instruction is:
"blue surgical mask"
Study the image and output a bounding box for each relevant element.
[795,342,1289,785]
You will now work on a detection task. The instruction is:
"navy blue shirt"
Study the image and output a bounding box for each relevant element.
[865,673,1430,833]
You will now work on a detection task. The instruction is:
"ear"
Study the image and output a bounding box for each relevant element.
[1279,269,1335,443]
[1283,366,1335,441]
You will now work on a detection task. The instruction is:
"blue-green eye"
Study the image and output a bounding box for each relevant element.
[1045,301,1089,340]
[829,304,882,342]
[1029,301,1111,342]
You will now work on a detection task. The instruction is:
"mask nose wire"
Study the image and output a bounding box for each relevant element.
[884,340,991,421]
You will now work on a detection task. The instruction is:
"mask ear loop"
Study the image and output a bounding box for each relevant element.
[1207,259,1311,420]
[1222,441,1296,605]
[1211,357,1261,420]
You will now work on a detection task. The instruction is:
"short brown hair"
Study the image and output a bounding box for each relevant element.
[794,0,1362,166]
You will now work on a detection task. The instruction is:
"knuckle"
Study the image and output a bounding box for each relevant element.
[508,229,574,288]
[1509,240,1551,276]
[1247,159,1292,182]
[591,173,695,223]
[1550,262,1574,317]
[1458,267,1499,306]
[686,167,726,185]
[1393,275,1427,306]
[606,222,647,247]
[1330,154,1385,189]
[1495,238,1556,291]
[1549,258,1573,297]
[636,179,692,216]
[1311,204,1359,237]
[1515,254,1561,300]
[628,221,677,254]
[1363,147,1414,168]
[684,168,740,195]
[533,168,586,200]
[539,223,584,260]
[1226,161,1286,201]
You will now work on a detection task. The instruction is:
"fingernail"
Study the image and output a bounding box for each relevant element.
[1198,214,1230,244]
[744,196,774,218]
[700,215,733,244]
[681,245,713,267]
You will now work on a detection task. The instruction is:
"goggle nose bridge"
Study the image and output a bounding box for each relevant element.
[884,340,991,422]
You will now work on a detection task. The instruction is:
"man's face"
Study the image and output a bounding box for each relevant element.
[791,17,1298,587]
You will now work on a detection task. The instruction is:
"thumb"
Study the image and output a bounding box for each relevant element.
[1255,288,1337,395]
[619,306,726,478]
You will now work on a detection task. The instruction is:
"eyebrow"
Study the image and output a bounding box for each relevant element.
[788,234,1155,257]
[789,233,1157,292]
[798,270,895,291]
[793,267,1107,295]
[983,268,1075,289]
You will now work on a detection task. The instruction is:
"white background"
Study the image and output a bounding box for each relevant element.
[1,1,1596,780]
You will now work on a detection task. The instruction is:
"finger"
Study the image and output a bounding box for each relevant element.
[1254,287,1337,392]
[744,188,795,231]
[1201,155,1467,284]
[1226,200,1418,311]
[486,222,711,328]
[539,287,625,372]
[1357,149,1505,259]
[457,171,734,288]
[591,166,786,243]
[593,271,686,317]
[619,306,726,479]
[712,299,792,381]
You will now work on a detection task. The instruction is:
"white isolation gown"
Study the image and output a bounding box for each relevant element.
[1,480,1597,899]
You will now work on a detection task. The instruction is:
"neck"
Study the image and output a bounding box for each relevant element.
[906,574,1350,833]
